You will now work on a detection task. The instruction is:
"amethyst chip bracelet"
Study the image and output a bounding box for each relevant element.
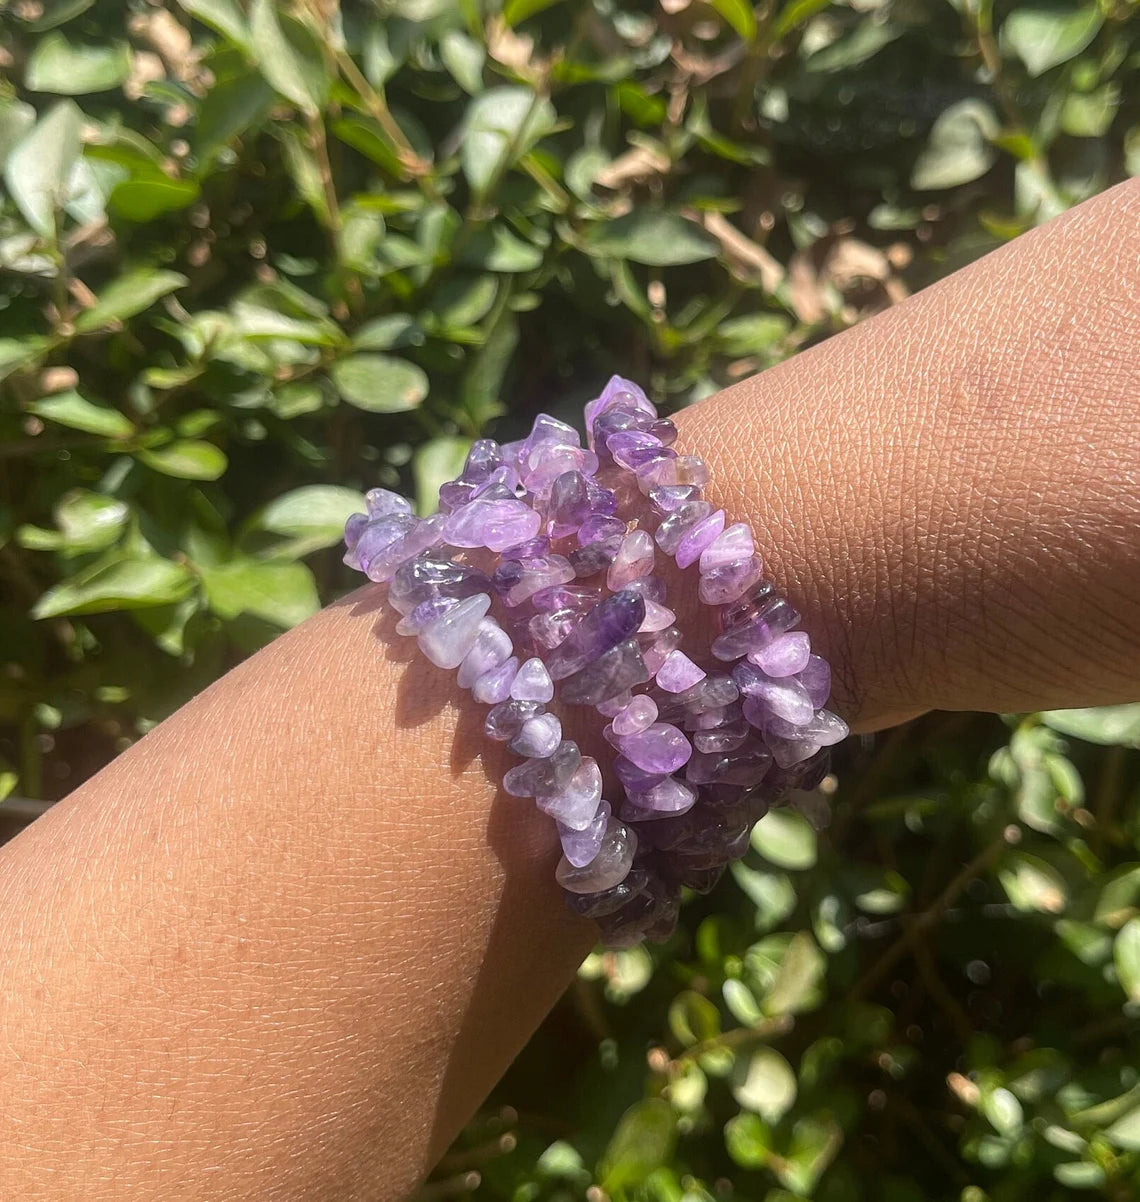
[343,376,847,947]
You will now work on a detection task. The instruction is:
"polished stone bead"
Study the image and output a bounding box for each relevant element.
[395,594,460,636]
[528,608,577,650]
[596,689,634,717]
[548,470,590,536]
[563,868,649,918]
[622,775,697,819]
[687,702,740,731]
[546,590,646,680]
[752,630,811,677]
[343,511,368,552]
[456,619,513,687]
[494,555,576,607]
[442,497,541,552]
[698,555,764,605]
[648,484,701,515]
[712,595,801,661]
[613,754,667,795]
[510,712,562,758]
[511,657,554,702]
[612,693,658,735]
[762,732,823,769]
[349,513,416,574]
[699,522,754,572]
[365,487,414,519]
[618,723,692,774]
[654,673,739,721]
[472,655,520,704]
[663,862,725,894]
[623,574,667,603]
[675,509,726,569]
[537,757,603,829]
[686,742,772,788]
[388,553,493,616]
[561,638,650,705]
[558,801,611,867]
[693,719,749,753]
[735,663,815,725]
[655,500,713,555]
[522,442,599,493]
[639,600,676,633]
[530,583,600,613]
[499,535,551,561]
[585,375,656,448]
[555,818,637,893]
[596,879,679,947]
[484,697,543,741]
[569,537,622,578]
[577,514,626,546]
[656,649,707,693]
[607,429,663,470]
[418,592,492,669]
[607,529,655,589]
[638,625,682,676]
[370,512,448,582]
[766,709,849,746]
[721,580,776,630]
[797,654,832,707]
[647,805,750,858]
[504,740,581,797]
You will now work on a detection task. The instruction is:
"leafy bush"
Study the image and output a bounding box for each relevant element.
[1,0,1138,1197]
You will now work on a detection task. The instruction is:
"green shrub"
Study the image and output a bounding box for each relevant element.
[0,1,1137,1197]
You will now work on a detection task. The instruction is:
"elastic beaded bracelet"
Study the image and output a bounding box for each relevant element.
[343,377,847,947]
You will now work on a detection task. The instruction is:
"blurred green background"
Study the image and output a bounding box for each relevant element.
[1,0,1139,1198]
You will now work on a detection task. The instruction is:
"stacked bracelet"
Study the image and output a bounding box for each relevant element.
[343,376,847,947]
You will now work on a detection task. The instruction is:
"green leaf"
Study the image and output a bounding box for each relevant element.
[1061,85,1119,138]
[413,436,472,517]
[108,176,200,222]
[668,990,721,1046]
[751,809,818,870]
[503,0,565,23]
[74,268,187,333]
[1002,4,1103,77]
[1114,917,1140,1002]
[582,211,720,267]
[196,71,276,159]
[250,485,366,556]
[0,99,36,171]
[28,390,133,438]
[725,1113,773,1169]
[200,559,319,627]
[911,100,999,191]
[4,99,83,236]
[26,33,132,94]
[599,1099,678,1192]
[140,440,229,480]
[32,554,194,617]
[440,30,484,94]
[778,1117,843,1195]
[249,0,330,115]
[717,313,790,356]
[711,0,757,40]
[732,1047,797,1121]
[331,354,429,413]
[180,0,250,46]
[998,852,1068,913]
[459,225,543,273]
[461,87,557,195]
[804,21,900,72]
[430,276,500,327]
[19,0,95,32]
[350,315,419,352]
[1040,704,1140,748]
[772,0,832,40]
[764,931,826,1016]
[1105,1102,1140,1152]
[730,862,797,930]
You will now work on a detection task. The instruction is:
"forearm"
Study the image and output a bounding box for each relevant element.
[1,182,1138,1200]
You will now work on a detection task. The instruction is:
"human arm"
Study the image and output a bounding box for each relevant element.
[1,181,1138,1200]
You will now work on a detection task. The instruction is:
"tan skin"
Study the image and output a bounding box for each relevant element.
[0,180,1138,1200]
